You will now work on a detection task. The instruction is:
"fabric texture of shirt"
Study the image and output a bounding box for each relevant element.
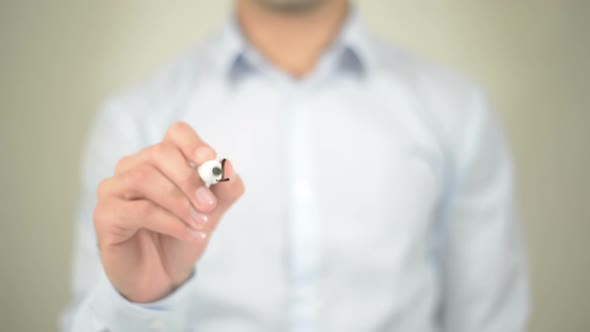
[62,9,529,332]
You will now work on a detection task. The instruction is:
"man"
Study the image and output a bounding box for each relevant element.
[62,0,529,331]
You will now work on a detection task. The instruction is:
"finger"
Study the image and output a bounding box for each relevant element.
[114,142,217,213]
[94,199,207,246]
[198,160,245,233]
[172,160,244,235]
[99,165,209,230]
[163,122,217,165]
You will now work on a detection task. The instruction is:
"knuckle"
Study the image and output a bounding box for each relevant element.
[167,122,190,138]
[92,204,110,233]
[131,200,154,218]
[96,179,110,198]
[115,155,131,174]
[129,165,155,185]
[150,142,173,161]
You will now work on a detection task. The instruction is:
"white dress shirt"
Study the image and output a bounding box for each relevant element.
[62,9,529,332]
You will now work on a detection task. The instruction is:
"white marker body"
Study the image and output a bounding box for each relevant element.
[198,160,223,188]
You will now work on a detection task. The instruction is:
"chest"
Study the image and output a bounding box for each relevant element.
[167,81,446,328]
[182,81,444,259]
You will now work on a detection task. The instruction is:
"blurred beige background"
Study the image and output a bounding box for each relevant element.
[1,1,588,331]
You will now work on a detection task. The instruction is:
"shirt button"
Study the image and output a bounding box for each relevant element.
[150,319,166,331]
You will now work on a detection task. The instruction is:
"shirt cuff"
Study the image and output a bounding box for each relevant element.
[89,271,196,331]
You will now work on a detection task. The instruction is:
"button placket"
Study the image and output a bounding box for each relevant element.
[285,87,321,332]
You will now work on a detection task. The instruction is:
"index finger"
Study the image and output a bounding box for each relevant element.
[163,122,217,165]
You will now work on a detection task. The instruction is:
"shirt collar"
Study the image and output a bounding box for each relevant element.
[333,7,375,76]
[214,6,375,81]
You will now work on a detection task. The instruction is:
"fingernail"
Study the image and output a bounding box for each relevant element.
[195,187,216,210]
[194,146,215,163]
[191,208,209,228]
[189,230,207,240]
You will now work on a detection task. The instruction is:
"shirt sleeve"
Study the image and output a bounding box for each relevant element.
[60,98,198,332]
[440,89,530,332]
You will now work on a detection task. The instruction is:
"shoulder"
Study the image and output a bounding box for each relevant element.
[98,31,225,141]
[108,32,222,114]
[370,34,487,114]
[365,34,507,176]
[368,34,497,153]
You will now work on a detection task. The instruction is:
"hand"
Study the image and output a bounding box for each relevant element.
[93,122,245,303]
